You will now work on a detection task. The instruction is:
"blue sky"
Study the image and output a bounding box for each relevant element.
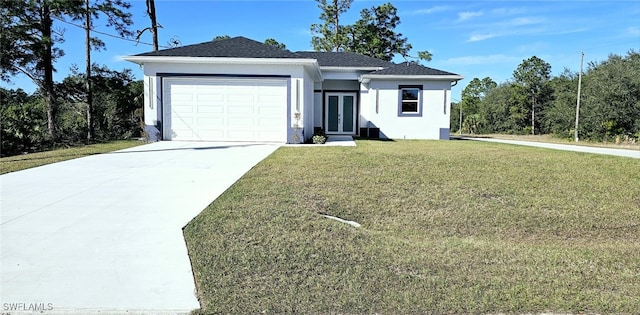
[3,0,639,101]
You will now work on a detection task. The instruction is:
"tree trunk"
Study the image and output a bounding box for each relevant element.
[85,0,93,142]
[333,0,340,52]
[147,0,158,51]
[41,1,56,138]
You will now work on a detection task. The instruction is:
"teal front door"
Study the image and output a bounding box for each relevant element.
[325,93,356,134]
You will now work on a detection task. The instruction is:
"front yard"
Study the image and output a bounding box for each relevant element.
[184,140,640,314]
[0,140,143,174]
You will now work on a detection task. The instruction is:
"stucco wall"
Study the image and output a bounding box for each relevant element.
[364,80,452,140]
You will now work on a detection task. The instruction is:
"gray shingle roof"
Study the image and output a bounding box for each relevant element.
[131,37,459,78]
[294,51,393,68]
[367,62,459,76]
[134,36,300,58]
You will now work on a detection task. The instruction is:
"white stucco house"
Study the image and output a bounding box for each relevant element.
[123,36,463,143]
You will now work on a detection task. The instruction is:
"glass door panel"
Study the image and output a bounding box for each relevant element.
[327,95,339,132]
[342,96,354,133]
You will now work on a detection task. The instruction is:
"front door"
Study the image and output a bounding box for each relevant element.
[325,93,357,135]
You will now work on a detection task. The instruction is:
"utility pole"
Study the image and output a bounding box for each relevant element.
[531,90,535,135]
[459,103,463,135]
[574,52,584,142]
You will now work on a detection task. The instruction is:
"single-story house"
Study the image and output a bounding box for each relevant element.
[123,36,463,143]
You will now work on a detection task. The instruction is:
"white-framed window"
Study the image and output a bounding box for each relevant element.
[398,85,423,116]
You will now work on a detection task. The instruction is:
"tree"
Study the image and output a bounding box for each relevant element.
[0,0,71,137]
[544,69,578,137]
[310,0,353,52]
[580,51,640,141]
[69,0,133,142]
[0,88,47,156]
[513,56,552,135]
[212,35,231,41]
[345,3,410,61]
[56,65,142,142]
[311,1,431,62]
[264,38,286,49]
[479,81,529,134]
[136,0,159,51]
[458,77,496,133]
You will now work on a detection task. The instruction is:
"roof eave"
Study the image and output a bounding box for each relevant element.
[122,56,323,81]
[123,55,315,65]
[320,66,387,72]
[359,74,464,83]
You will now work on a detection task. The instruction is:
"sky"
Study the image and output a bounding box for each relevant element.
[3,0,639,101]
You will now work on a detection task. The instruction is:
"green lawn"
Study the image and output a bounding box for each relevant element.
[184,140,640,314]
[0,140,143,174]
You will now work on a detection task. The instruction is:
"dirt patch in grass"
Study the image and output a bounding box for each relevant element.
[184,140,640,314]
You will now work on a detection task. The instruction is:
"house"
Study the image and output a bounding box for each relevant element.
[123,36,463,143]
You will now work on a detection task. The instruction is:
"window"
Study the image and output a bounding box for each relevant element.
[398,85,422,116]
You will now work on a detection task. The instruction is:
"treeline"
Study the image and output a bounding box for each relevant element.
[0,0,163,157]
[1,67,142,157]
[452,51,640,143]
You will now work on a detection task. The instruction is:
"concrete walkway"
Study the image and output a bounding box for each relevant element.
[1,141,280,314]
[462,137,640,159]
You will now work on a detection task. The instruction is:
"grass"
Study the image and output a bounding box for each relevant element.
[184,140,640,314]
[0,140,144,174]
[459,133,640,150]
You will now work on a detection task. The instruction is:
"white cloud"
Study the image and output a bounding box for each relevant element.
[491,7,526,16]
[468,33,497,42]
[405,6,450,16]
[444,54,520,66]
[457,11,483,22]
[507,17,544,26]
[627,26,640,37]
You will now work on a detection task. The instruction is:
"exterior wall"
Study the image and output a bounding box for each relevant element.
[313,92,323,129]
[364,80,452,140]
[322,80,359,91]
[301,69,315,142]
[142,62,312,143]
[358,82,370,131]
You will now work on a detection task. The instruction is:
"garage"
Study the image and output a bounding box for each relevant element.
[162,77,288,142]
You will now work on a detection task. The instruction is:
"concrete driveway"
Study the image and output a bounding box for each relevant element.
[461,137,640,159]
[1,141,280,314]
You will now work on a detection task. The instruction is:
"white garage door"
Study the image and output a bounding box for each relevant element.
[163,77,288,142]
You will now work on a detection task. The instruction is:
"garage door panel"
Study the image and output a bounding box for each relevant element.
[228,130,255,139]
[196,93,224,102]
[170,93,194,102]
[197,105,224,114]
[197,117,225,126]
[172,105,194,114]
[228,94,255,103]
[228,117,256,127]
[164,77,287,142]
[258,106,283,115]
[228,106,255,114]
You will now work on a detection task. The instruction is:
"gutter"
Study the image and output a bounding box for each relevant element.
[359,74,464,83]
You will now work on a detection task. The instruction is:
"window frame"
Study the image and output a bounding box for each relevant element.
[398,85,423,117]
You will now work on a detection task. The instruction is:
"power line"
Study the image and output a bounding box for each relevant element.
[52,16,171,49]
